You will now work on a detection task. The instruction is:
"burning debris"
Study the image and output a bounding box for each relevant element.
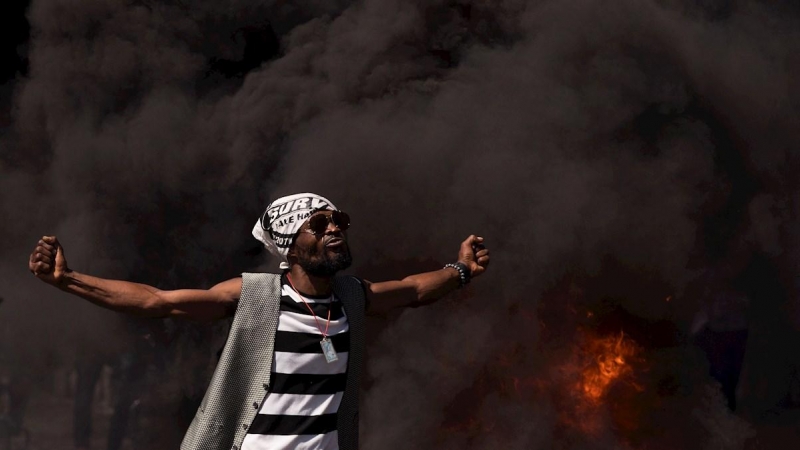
[435,304,651,447]
[575,332,642,406]
[550,330,646,445]
[430,265,772,450]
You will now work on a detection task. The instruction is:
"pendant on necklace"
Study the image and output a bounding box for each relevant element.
[320,337,338,363]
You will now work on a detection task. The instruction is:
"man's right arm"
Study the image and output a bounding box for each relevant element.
[29,236,240,321]
[58,272,241,321]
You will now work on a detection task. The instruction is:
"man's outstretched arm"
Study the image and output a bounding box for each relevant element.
[29,236,240,321]
[364,235,490,315]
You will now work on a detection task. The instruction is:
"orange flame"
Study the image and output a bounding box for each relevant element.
[578,332,640,404]
[437,326,646,444]
[547,331,645,438]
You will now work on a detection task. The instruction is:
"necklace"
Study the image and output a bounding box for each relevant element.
[286,273,338,363]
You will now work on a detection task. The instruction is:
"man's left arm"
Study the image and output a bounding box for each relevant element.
[364,235,490,315]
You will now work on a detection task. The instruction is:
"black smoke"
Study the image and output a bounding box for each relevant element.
[1,0,799,448]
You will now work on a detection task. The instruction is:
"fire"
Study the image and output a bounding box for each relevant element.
[437,301,647,446]
[578,332,641,404]
[544,330,647,440]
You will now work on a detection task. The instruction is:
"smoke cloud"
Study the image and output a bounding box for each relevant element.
[2,0,799,448]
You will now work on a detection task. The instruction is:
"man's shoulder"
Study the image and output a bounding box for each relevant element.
[332,275,367,301]
[240,272,283,290]
[241,272,282,278]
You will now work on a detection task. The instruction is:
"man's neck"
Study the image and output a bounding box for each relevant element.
[287,267,333,297]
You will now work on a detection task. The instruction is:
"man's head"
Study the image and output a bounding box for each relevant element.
[289,209,353,277]
[252,193,353,275]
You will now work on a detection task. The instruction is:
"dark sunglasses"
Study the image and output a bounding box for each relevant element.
[300,210,351,236]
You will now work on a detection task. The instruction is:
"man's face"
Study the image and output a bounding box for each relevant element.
[290,210,353,277]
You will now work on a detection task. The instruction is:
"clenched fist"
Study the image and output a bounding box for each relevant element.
[29,236,69,286]
[458,235,490,278]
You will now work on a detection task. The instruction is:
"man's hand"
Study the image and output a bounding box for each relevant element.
[458,235,490,278]
[29,236,69,286]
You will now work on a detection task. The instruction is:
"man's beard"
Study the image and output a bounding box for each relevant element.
[298,247,353,277]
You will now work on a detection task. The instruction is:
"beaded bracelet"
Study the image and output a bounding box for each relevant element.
[444,262,471,288]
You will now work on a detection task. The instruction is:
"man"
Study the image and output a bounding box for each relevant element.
[28,193,490,450]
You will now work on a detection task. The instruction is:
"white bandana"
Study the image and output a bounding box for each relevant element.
[252,193,338,269]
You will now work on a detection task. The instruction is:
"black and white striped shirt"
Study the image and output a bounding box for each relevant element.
[241,275,349,450]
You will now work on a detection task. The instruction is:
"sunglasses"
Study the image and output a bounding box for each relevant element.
[299,210,351,236]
